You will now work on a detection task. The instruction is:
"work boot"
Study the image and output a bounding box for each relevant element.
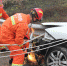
[9,59,13,64]
[1,49,6,52]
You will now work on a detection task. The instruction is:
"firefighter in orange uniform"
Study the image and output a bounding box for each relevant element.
[0,0,9,51]
[1,8,43,66]
[0,0,9,19]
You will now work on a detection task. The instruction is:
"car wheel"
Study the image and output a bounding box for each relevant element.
[45,46,67,66]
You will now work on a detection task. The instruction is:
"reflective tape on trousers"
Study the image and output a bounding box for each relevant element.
[0,46,5,49]
[19,45,23,47]
[0,13,2,16]
[11,63,23,66]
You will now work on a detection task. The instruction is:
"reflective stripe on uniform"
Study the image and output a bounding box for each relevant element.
[12,63,23,66]
[11,16,15,25]
[0,13,2,16]
[0,46,5,49]
[19,45,23,47]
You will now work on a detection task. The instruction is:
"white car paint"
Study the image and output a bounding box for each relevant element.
[45,26,67,39]
[42,22,67,40]
[42,22,67,27]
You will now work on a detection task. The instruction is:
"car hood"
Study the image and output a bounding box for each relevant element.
[42,22,67,39]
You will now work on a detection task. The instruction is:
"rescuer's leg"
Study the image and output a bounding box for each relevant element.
[7,45,25,66]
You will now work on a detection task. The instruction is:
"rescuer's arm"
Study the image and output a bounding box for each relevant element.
[2,9,9,19]
[15,23,28,45]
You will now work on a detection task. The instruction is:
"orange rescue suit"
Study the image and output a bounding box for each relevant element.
[0,8,9,50]
[1,13,30,65]
[0,26,5,50]
[0,8,9,19]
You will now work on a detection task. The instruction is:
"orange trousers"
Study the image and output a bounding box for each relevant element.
[1,26,25,64]
[8,45,25,64]
[0,26,6,50]
[0,39,6,50]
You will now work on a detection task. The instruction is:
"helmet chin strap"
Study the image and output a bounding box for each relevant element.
[32,17,39,23]
[30,14,40,23]
[32,19,41,23]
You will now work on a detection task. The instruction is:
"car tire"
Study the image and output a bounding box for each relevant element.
[44,46,67,66]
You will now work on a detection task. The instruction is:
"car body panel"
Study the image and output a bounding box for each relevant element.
[42,22,67,40]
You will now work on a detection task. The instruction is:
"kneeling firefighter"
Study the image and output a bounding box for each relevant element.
[1,8,43,66]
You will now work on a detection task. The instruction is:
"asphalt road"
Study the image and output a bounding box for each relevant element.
[0,52,10,66]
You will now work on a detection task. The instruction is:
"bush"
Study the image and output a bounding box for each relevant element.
[2,0,67,22]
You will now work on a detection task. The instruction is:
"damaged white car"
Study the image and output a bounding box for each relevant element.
[39,22,67,66]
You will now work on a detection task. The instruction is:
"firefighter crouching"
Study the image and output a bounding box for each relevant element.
[0,0,9,52]
[1,8,43,66]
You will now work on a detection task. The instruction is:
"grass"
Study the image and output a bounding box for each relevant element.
[2,0,67,22]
